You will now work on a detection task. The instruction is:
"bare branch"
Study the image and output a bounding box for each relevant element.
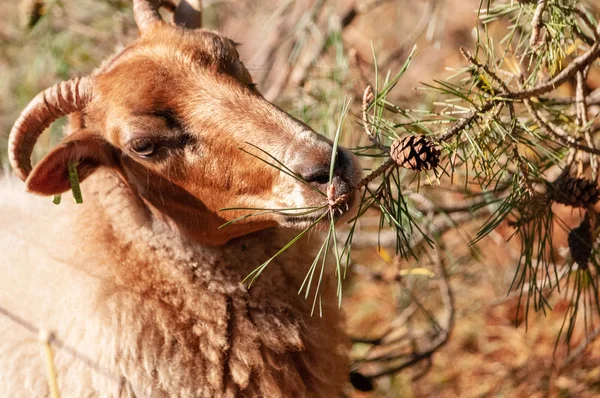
[524,98,600,157]
[460,47,512,93]
[352,242,455,379]
[510,37,600,99]
[530,0,548,47]
[576,69,598,179]
[564,325,600,365]
[437,101,496,142]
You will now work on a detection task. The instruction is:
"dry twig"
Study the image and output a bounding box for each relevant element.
[564,325,600,365]
[530,0,548,47]
[351,242,454,379]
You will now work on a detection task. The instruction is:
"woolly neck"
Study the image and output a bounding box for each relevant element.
[64,169,350,397]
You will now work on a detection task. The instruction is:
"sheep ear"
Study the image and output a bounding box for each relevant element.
[25,130,116,196]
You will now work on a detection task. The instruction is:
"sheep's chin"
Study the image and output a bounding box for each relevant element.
[279,191,359,230]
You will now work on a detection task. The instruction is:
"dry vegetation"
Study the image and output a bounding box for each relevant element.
[3,0,600,396]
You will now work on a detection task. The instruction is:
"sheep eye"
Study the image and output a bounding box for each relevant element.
[130,139,155,157]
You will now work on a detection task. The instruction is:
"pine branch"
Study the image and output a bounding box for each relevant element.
[530,0,548,47]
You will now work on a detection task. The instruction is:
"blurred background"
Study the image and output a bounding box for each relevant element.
[2,0,600,396]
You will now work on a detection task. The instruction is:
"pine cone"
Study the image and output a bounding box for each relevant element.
[568,216,593,269]
[552,175,599,208]
[390,135,440,171]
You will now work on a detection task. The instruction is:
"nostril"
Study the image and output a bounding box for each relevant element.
[309,173,330,185]
[302,167,331,185]
[335,149,348,171]
[296,147,352,185]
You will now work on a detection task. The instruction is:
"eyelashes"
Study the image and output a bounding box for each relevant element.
[129,138,156,158]
[127,133,194,160]
[126,110,193,160]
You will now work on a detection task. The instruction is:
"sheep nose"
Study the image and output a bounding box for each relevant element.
[295,148,354,196]
[299,165,331,186]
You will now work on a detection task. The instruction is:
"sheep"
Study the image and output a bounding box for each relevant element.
[0,0,362,397]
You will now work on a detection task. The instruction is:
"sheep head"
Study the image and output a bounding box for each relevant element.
[7,0,362,245]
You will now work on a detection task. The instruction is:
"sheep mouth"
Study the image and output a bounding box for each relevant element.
[281,191,358,228]
[283,213,325,225]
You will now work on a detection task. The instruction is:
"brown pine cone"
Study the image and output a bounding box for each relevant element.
[390,135,441,171]
[552,175,599,208]
[568,216,593,269]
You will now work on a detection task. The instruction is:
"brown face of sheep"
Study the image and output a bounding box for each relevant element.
[8,22,361,245]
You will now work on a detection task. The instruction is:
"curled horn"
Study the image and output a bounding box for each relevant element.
[8,77,94,181]
[133,0,164,33]
[133,0,203,33]
[174,0,203,29]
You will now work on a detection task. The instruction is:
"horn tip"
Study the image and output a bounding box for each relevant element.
[7,139,28,182]
[10,162,30,182]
